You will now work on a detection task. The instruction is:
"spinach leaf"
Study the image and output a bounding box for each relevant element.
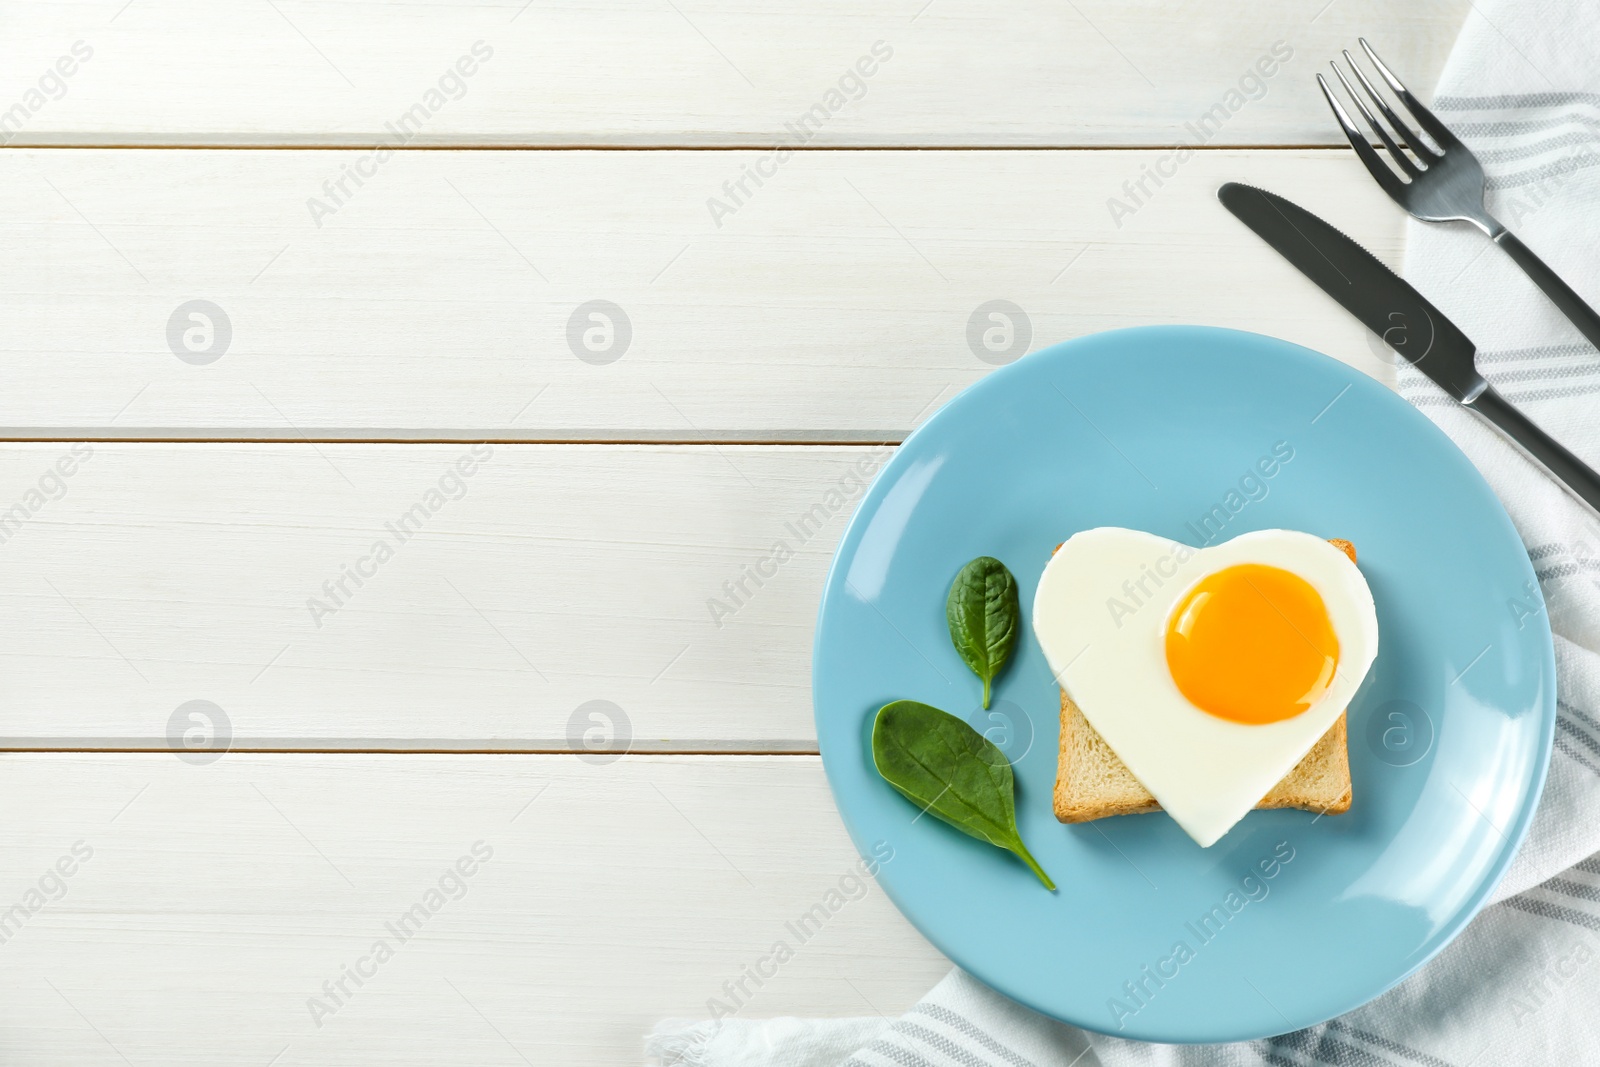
[871,700,1054,890]
[946,556,1020,709]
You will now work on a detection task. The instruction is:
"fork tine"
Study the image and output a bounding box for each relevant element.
[1316,73,1406,197]
[1341,49,1439,165]
[1358,38,1462,151]
[1330,60,1422,177]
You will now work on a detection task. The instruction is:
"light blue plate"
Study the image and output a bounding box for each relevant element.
[813,326,1554,1043]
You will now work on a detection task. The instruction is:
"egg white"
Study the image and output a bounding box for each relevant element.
[1033,528,1379,846]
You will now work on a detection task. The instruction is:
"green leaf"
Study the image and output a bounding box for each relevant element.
[871,700,1055,890]
[946,557,1020,709]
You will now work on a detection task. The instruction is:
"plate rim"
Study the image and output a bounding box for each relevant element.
[811,324,1557,1043]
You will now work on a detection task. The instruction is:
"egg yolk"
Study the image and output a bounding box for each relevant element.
[1164,564,1340,725]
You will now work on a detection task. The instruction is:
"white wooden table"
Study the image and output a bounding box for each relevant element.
[0,3,1469,1062]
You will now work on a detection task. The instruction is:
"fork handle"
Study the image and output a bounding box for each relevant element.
[1465,383,1600,517]
[1493,228,1600,353]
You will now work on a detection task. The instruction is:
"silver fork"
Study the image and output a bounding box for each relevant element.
[1319,39,1600,352]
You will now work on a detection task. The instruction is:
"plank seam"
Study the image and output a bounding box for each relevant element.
[0,435,910,445]
[0,746,823,756]
[0,143,1362,152]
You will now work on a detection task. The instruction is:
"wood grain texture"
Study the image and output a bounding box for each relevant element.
[0,4,1462,1055]
[0,443,902,747]
[0,1,1466,146]
[3,148,1401,439]
[0,753,948,1065]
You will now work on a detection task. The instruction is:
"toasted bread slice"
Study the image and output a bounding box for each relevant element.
[1053,695,1352,822]
[1051,537,1356,825]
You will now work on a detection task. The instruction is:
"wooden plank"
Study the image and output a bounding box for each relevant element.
[0,1,1466,146]
[2,147,1401,439]
[0,753,948,1064]
[0,442,902,747]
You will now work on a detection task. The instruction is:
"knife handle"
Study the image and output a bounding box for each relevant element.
[1493,228,1600,353]
[1466,384,1600,517]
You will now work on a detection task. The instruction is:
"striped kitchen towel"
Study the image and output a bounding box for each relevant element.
[647,1,1600,1063]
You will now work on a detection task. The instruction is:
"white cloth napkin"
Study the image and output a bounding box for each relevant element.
[647,3,1600,1063]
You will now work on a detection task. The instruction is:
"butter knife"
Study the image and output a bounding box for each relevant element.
[1219,180,1600,519]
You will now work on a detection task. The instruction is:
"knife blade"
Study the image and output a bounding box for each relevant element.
[1219,181,1485,401]
[1218,180,1600,519]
